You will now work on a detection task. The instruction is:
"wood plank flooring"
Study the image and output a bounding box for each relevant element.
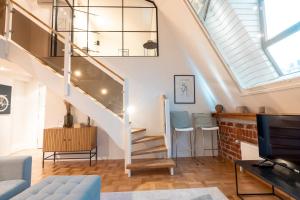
[12,149,294,200]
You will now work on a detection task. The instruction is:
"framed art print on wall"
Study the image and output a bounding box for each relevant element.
[174,75,195,104]
[0,84,12,114]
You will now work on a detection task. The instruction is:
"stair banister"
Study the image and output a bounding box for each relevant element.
[64,31,71,97]
[123,79,131,176]
[4,0,12,39]
[1,0,134,172]
[6,0,124,85]
[161,95,172,159]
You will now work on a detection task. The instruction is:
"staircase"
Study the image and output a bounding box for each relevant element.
[126,128,175,176]
[126,96,175,177]
[0,0,130,155]
[0,0,175,176]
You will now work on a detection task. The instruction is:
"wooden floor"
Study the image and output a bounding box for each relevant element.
[12,149,294,200]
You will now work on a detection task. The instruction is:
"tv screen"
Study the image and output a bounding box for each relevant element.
[257,114,300,171]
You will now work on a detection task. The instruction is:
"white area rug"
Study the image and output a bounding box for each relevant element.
[101,187,228,200]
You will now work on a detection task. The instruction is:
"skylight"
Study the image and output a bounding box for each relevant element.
[188,0,300,89]
[261,0,300,76]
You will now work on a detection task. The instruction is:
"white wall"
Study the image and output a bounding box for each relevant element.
[99,1,222,157]
[155,0,300,116]
[44,88,124,159]
[0,73,44,155]
[7,0,300,158]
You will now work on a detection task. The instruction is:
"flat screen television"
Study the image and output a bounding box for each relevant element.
[257,114,300,172]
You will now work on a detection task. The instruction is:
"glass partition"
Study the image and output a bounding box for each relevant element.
[0,0,6,36]
[53,0,158,57]
[70,45,123,115]
[10,3,124,116]
[11,9,65,74]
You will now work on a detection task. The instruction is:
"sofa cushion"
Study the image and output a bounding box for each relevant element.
[0,179,28,200]
[12,176,101,200]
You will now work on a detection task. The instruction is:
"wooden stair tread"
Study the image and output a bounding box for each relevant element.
[126,159,175,170]
[132,136,164,144]
[131,128,146,134]
[132,145,167,156]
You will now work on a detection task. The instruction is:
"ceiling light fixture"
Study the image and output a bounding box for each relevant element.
[74,70,82,77]
[101,88,108,95]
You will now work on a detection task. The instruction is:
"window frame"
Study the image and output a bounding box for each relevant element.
[52,0,159,57]
[259,0,300,76]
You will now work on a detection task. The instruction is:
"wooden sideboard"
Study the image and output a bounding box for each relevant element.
[43,127,97,167]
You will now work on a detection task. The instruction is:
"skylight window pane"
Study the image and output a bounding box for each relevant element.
[267,31,300,75]
[189,0,209,19]
[264,0,300,39]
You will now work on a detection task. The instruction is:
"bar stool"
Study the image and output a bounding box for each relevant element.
[170,111,194,165]
[192,113,223,159]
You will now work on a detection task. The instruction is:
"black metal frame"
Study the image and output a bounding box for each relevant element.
[51,0,159,57]
[42,147,98,168]
[174,75,196,104]
[234,162,284,200]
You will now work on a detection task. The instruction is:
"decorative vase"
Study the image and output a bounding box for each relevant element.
[215,104,223,113]
[63,101,74,128]
[87,117,91,127]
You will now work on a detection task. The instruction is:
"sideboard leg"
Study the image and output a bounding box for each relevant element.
[96,146,98,163]
[42,152,45,168]
[54,152,56,164]
[90,150,92,166]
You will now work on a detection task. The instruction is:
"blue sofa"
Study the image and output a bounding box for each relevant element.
[12,176,101,200]
[0,156,32,200]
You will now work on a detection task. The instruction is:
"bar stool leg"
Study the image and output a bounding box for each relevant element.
[217,129,224,161]
[202,129,205,157]
[211,131,214,157]
[189,131,193,158]
[194,128,197,158]
[172,130,175,159]
[175,131,178,166]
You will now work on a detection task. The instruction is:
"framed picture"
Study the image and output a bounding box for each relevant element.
[174,75,195,104]
[0,84,12,114]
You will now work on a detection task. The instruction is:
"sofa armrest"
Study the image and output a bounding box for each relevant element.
[0,156,32,187]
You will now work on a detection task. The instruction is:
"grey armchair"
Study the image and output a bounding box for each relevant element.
[0,156,32,200]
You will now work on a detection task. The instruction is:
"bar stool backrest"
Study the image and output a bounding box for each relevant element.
[170,111,192,129]
[192,113,217,128]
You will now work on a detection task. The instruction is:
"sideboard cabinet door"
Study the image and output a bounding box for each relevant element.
[43,128,67,152]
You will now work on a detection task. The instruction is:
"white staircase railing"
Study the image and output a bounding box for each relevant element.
[161,95,172,159]
[1,0,131,163]
[123,79,132,176]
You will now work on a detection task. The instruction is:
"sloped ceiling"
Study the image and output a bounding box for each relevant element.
[154,0,300,114]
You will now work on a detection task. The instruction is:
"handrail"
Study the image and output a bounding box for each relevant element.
[9,0,124,82]
[183,0,242,92]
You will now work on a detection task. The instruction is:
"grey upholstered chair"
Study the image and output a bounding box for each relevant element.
[0,156,32,200]
[170,111,194,164]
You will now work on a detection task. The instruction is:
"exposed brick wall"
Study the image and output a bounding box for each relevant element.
[218,121,258,161]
